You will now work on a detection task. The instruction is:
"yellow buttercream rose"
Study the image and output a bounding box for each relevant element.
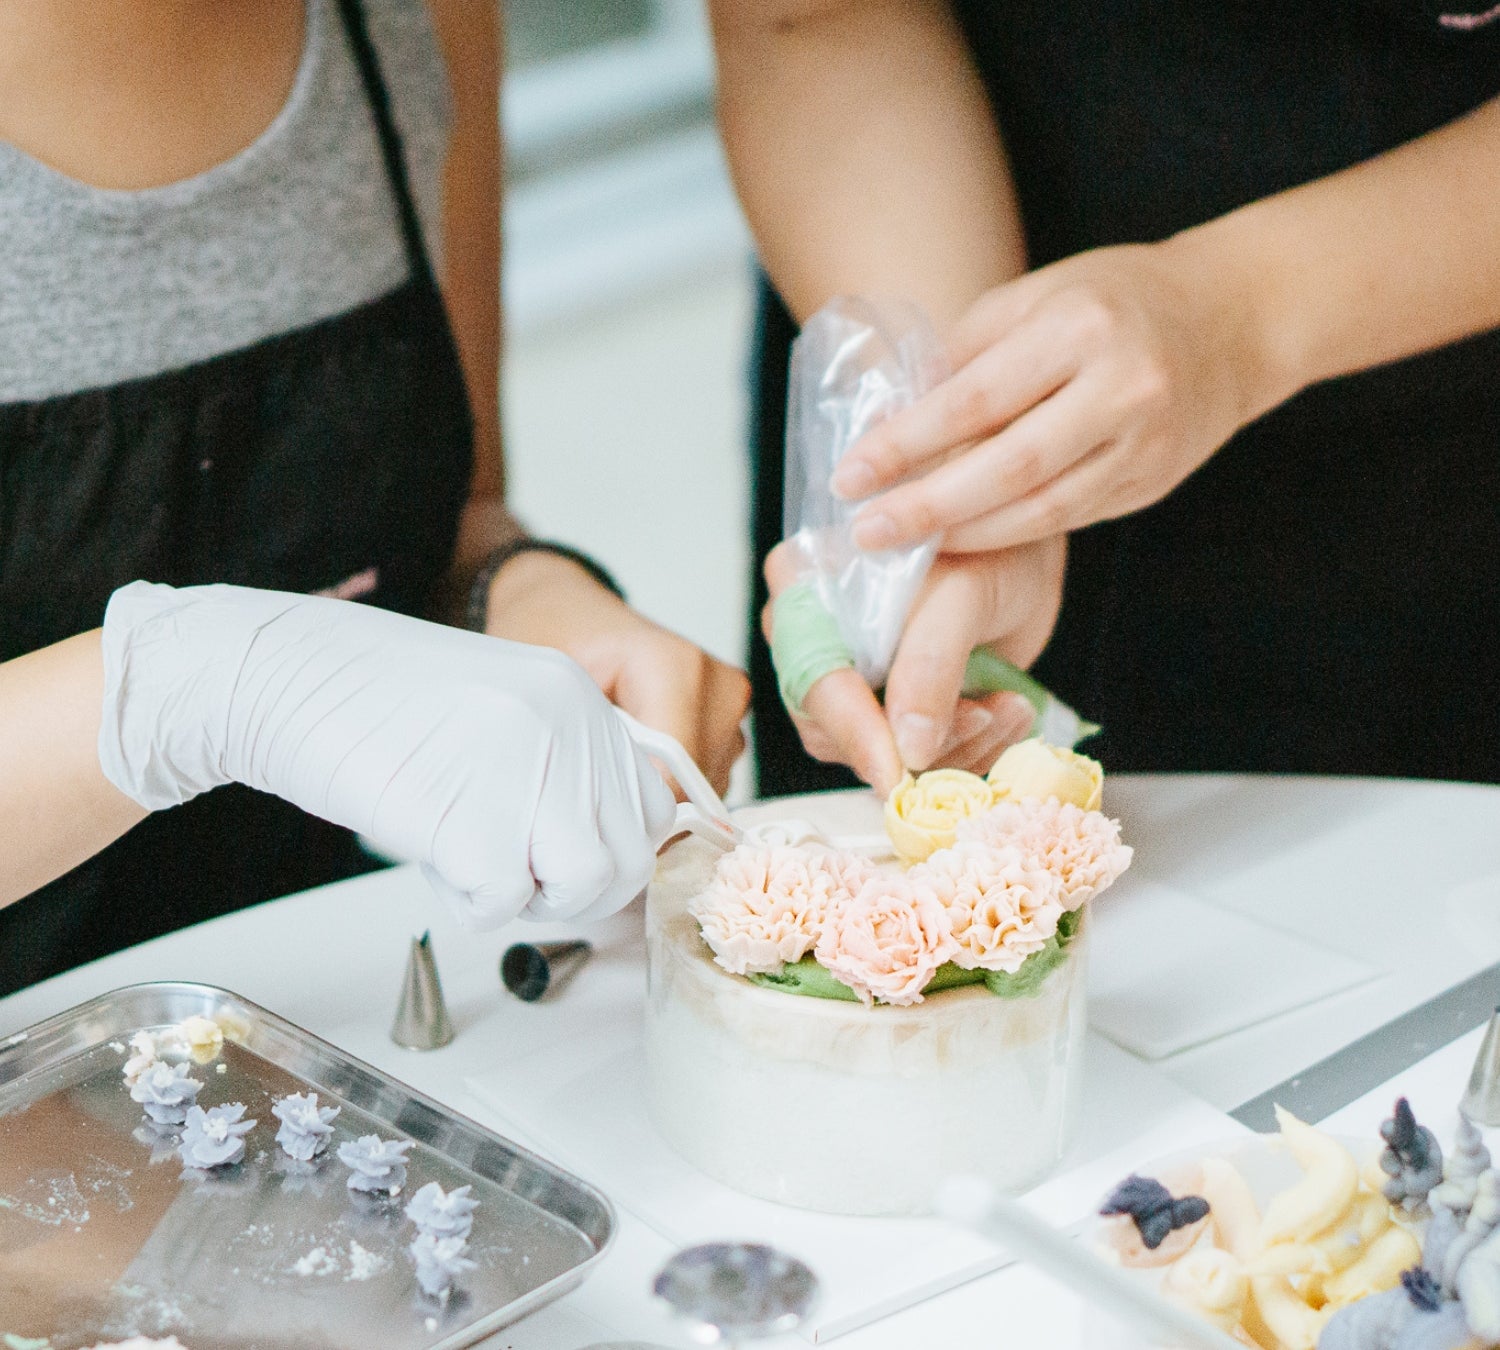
[987,738,1103,811]
[884,768,998,864]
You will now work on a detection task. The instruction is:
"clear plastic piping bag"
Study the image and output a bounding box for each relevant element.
[780,296,946,689]
[774,296,1098,748]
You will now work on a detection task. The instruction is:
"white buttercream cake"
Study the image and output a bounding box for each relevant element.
[644,783,1111,1216]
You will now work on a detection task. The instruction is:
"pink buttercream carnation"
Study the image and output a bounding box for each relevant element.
[914,842,1066,974]
[956,798,1132,909]
[691,845,876,976]
[813,871,958,1007]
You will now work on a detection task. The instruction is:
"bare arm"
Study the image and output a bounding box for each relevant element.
[713,0,1052,784]
[710,0,1026,328]
[1211,93,1500,411]
[0,633,147,909]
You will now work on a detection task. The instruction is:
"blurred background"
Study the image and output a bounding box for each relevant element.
[501,0,757,790]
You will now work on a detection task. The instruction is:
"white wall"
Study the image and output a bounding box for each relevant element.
[503,268,755,671]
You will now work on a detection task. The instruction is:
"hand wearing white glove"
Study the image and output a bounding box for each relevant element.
[96,582,678,928]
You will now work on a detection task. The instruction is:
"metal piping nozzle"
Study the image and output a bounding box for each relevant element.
[500,940,592,1003]
[391,931,455,1050]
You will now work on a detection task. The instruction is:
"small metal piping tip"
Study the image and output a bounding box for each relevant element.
[1461,1005,1500,1127]
[500,940,592,1003]
[391,931,455,1051]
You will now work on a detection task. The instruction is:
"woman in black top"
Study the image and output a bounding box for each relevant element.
[713,0,1500,796]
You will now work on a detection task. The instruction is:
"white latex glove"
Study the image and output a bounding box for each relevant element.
[97,581,677,928]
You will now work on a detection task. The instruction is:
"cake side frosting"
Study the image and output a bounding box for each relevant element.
[645,740,1125,1215]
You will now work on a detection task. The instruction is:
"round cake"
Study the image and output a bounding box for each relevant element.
[644,764,1123,1217]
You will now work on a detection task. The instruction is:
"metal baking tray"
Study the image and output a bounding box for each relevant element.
[0,982,614,1349]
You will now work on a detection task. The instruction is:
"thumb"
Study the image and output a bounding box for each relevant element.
[798,667,904,795]
[881,569,986,772]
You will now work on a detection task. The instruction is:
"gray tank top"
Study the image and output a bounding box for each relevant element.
[0,0,451,403]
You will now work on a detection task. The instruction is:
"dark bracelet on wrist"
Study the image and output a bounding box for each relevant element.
[465,538,626,633]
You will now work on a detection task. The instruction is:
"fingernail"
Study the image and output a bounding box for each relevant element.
[1000,694,1037,740]
[831,460,877,501]
[853,512,899,552]
[950,705,995,743]
[894,713,942,770]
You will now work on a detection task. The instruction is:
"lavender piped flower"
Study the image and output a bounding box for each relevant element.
[179,1103,256,1169]
[129,1060,202,1126]
[1380,1098,1444,1210]
[405,1182,479,1242]
[271,1092,341,1162]
[409,1231,476,1299]
[338,1134,414,1194]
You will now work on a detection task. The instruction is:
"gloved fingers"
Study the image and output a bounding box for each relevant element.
[420,861,538,932]
[529,816,619,921]
[527,725,669,924]
[550,744,670,925]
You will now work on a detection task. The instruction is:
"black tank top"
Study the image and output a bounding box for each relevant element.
[748,2,1500,793]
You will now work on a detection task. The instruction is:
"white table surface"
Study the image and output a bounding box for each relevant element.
[4,774,1499,1348]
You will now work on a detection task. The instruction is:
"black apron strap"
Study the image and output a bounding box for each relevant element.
[334,0,436,285]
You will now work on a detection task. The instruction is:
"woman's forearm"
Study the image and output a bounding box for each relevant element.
[0,632,147,909]
[1182,92,1500,414]
[710,0,1026,327]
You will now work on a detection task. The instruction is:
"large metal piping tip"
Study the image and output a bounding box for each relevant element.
[1461,1005,1500,1127]
[500,940,593,1003]
[391,931,455,1050]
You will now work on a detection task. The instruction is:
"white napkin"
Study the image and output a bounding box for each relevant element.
[1088,876,1380,1060]
[465,1022,1242,1343]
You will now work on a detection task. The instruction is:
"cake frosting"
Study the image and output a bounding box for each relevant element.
[987,737,1103,811]
[812,868,957,1006]
[121,1030,161,1087]
[129,1061,202,1127]
[1434,1116,1492,1216]
[956,797,1132,907]
[173,1015,225,1065]
[884,768,997,863]
[1380,1098,1445,1211]
[409,1231,476,1299]
[338,1135,413,1194]
[646,743,1127,1215]
[919,841,1067,975]
[689,845,874,976]
[1086,1096,1500,1350]
[405,1182,479,1242]
[272,1092,341,1162]
[179,1103,255,1169]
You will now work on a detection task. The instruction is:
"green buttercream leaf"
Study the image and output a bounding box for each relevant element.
[921,962,987,994]
[960,648,1101,744]
[747,956,861,1002]
[983,937,1070,999]
[738,913,1082,1005]
[4,1336,52,1350]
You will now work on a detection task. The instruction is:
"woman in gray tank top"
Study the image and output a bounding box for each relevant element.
[0,0,748,991]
